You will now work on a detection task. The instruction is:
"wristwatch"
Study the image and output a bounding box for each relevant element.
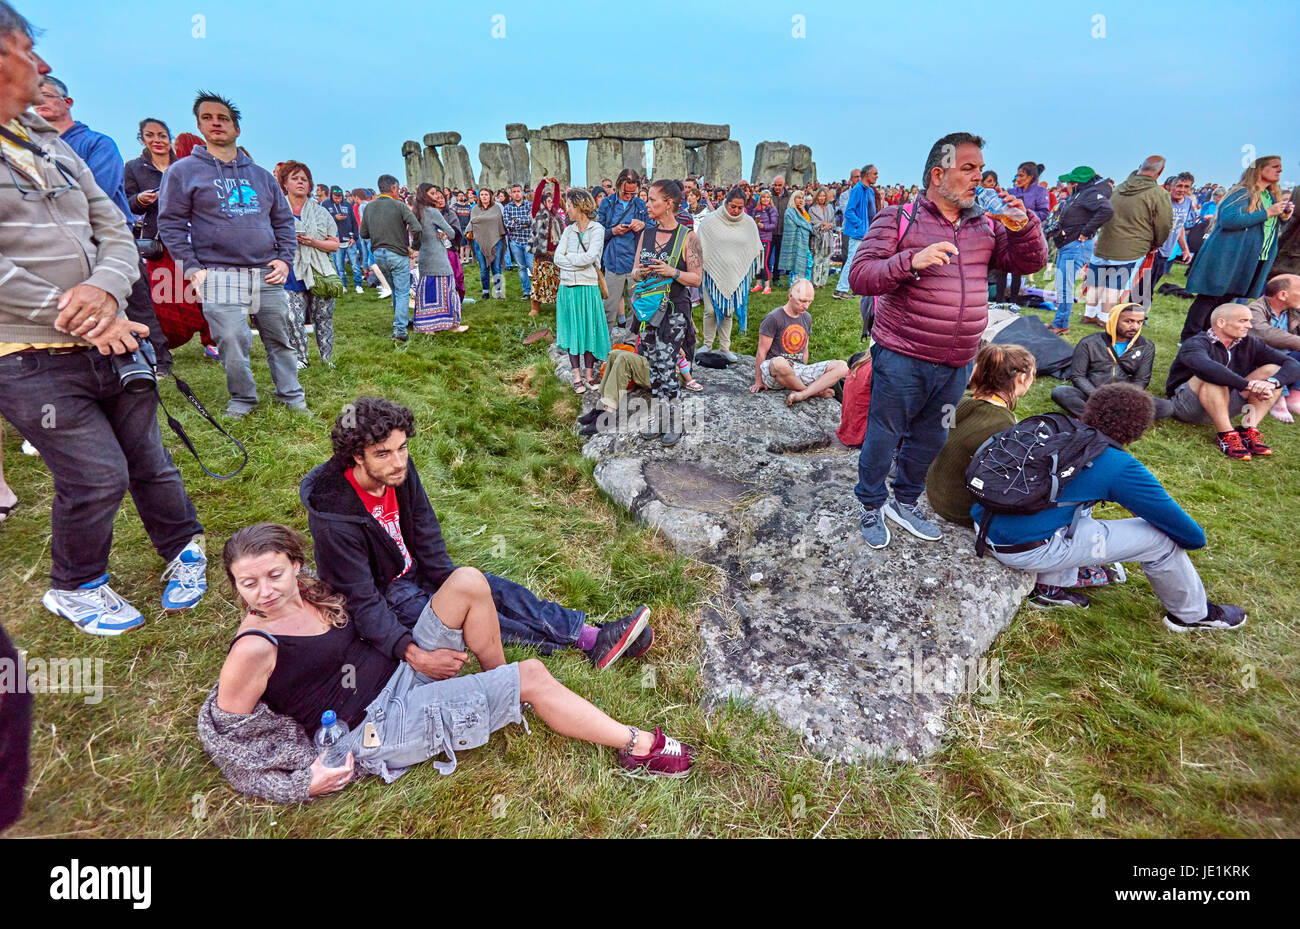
[1266,376,1281,388]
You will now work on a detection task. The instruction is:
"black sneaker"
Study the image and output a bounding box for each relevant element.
[1164,602,1247,633]
[624,624,654,659]
[660,430,682,447]
[589,606,650,670]
[1028,584,1090,608]
[577,408,602,426]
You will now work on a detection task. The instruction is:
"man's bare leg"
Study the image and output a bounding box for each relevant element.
[428,567,506,670]
[1240,365,1282,428]
[789,360,850,405]
[765,357,807,394]
[1190,377,1236,433]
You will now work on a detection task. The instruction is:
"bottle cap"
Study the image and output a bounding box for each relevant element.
[320,710,337,727]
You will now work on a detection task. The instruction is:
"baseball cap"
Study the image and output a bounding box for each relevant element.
[1058,166,1098,184]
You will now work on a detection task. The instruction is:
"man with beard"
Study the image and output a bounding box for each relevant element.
[301,397,653,676]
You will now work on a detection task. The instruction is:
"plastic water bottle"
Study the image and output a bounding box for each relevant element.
[314,710,351,767]
[975,186,1029,231]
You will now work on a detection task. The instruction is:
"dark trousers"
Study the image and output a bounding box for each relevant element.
[1051,384,1174,419]
[769,233,783,281]
[1181,292,1239,342]
[854,343,974,509]
[0,623,32,833]
[0,350,203,589]
[124,258,172,369]
[993,272,1023,303]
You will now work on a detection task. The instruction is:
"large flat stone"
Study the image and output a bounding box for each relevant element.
[541,122,604,141]
[549,341,1033,762]
[651,137,687,182]
[508,138,530,187]
[505,123,529,140]
[751,141,791,185]
[586,138,623,188]
[441,143,474,189]
[622,140,647,178]
[671,122,729,141]
[604,121,670,140]
[705,140,743,186]
[530,138,570,188]
[421,145,444,187]
[423,131,461,147]
[478,142,512,190]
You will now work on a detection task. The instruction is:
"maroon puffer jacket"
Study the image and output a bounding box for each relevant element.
[848,196,1047,366]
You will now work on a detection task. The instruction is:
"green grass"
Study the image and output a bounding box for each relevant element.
[2,263,1296,837]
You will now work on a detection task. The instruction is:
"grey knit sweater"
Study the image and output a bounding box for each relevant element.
[198,684,322,805]
[0,112,139,344]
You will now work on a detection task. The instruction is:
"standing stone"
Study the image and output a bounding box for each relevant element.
[788,144,814,187]
[751,141,791,185]
[402,140,425,190]
[421,144,445,187]
[685,147,704,179]
[621,140,646,178]
[442,143,474,189]
[651,137,687,181]
[530,138,570,188]
[603,121,670,140]
[586,138,623,188]
[705,140,743,187]
[508,137,530,187]
[669,122,729,142]
[478,143,513,190]
[505,123,529,140]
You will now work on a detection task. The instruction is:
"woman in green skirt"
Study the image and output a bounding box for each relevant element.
[553,188,611,392]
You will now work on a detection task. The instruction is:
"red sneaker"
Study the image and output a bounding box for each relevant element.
[1237,426,1272,457]
[618,726,694,778]
[1216,430,1252,461]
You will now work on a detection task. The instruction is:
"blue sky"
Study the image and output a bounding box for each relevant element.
[30,0,1300,190]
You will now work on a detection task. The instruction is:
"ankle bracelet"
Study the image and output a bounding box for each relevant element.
[623,726,639,754]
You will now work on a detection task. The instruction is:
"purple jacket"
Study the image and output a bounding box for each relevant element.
[1012,183,1051,223]
[755,205,778,243]
[848,195,1047,367]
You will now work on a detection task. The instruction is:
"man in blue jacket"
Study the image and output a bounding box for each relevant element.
[834,163,877,298]
[158,91,305,418]
[597,168,648,326]
[973,383,1246,631]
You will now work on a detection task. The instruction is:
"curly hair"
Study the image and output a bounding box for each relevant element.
[222,523,348,628]
[273,160,312,194]
[330,397,416,467]
[1079,383,1154,446]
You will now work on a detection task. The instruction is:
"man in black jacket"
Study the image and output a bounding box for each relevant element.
[1166,303,1300,460]
[301,397,653,678]
[1051,303,1173,418]
[1049,167,1114,334]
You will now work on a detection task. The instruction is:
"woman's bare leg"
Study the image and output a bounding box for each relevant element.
[518,658,655,755]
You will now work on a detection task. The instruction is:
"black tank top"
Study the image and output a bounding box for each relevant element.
[638,222,690,315]
[229,621,398,732]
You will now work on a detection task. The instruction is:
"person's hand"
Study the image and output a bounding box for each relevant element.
[1265,202,1286,218]
[87,317,150,356]
[1179,251,1193,264]
[55,284,120,339]
[265,259,290,285]
[612,223,629,235]
[408,248,418,260]
[405,645,469,680]
[136,189,159,207]
[308,751,354,797]
[629,219,645,232]
[644,259,672,278]
[297,233,314,247]
[998,191,1026,214]
[911,241,959,271]
[1244,378,1277,400]
[749,380,766,393]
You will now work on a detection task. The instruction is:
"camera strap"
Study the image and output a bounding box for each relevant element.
[156,374,248,480]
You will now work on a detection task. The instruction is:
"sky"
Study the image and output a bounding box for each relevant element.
[28,0,1300,191]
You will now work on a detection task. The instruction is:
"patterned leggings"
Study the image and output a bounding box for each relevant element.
[286,291,336,366]
[640,304,688,401]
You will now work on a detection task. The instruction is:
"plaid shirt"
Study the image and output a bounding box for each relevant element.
[502,201,533,245]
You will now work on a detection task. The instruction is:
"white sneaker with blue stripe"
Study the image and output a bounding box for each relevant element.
[43,575,145,636]
[161,536,208,611]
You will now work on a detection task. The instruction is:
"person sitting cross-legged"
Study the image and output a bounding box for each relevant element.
[749,279,849,406]
[300,397,653,672]
[1165,302,1300,460]
[1050,302,1174,419]
[578,342,696,437]
[974,383,1247,631]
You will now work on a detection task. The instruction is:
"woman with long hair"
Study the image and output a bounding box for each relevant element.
[274,160,341,368]
[999,161,1050,303]
[698,187,763,359]
[1182,155,1291,340]
[808,187,837,287]
[412,183,468,334]
[924,344,1036,527]
[685,186,712,307]
[777,189,814,283]
[528,177,564,317]
[467,187,506,299]
[553,188,609,391]
[752,189,778,294]
[198,524,694,802]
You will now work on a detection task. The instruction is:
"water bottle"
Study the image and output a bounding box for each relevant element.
[975,186,1029,231]
[314,710,351,767]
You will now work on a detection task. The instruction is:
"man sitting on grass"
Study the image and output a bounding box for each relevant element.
[301,397,652,674]
[974,383,1247,631]
[749,279,849,405]
[1050,302,1174,419]
[1165,303,1300,461]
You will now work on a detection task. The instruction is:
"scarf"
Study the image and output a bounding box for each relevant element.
[698,206,762,331]
[469,202,505,257]
[291,197,339,290]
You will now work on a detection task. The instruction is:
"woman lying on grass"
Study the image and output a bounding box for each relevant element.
[198,523,693,803]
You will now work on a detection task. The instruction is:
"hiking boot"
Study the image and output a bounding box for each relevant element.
[858,503,890,549]
[161,536,208,611]
[43,575,145,636]
[883,499,942,541]
[1164,602,1247,633]
[1237,425,1272,457]
[1028,584,1090,608]
[589,606,650,670]
[1216,430,1252,461]
[577,408,602,426]
[618,726,694,778]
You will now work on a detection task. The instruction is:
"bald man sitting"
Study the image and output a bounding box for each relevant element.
[1246,274,1300,422]
[750,279,849,406]
[1166,303,1300,460]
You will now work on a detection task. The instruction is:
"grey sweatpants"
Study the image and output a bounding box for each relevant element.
[603,271,635,326]
[201,267,305,414]
[990,513,1208,622]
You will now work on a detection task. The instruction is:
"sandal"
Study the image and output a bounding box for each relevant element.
[572,377,586,394]
[684,379,703,392]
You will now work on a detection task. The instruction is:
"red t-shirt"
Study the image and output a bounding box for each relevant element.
[345,469,414,579]
[836,359,873,448]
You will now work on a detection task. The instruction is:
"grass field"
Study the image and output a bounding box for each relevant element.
[2,261,1296,838]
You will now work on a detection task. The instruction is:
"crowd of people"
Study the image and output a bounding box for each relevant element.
[0,0,1295,827]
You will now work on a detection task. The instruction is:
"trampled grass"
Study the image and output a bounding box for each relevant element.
[2,262,1295,838]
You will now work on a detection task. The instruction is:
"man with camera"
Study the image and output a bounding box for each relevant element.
[0,8,208,634]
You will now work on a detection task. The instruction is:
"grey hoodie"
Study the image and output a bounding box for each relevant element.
[157,145,296,276]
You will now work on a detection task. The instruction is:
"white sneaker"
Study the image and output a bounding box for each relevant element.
[161,536,208,611]
[304,324,315,334]
[355,285,363,294]
[43,575,145,636]
[378,288,393,299]
[21,439,38,456]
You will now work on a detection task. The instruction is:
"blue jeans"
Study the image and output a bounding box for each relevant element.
[836,236,862,292]
[853,343,975,510]
[358,237,374,270]
[1053,238,1094,328]
[507,239,532,295]
[473,239,503,293]
[374,247,411,334]
[333,240,363,285]
[1287,350,1300,391]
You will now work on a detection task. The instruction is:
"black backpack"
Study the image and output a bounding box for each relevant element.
[964,413,1119,556]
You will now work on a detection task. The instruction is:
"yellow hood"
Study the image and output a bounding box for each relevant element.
[1107,302,1144,354]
